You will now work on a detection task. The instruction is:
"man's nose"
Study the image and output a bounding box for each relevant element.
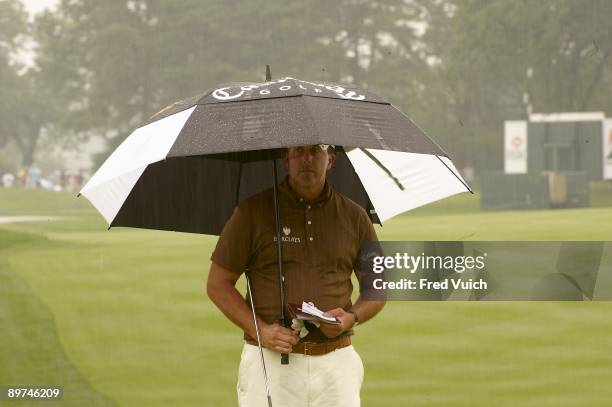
[302,151,314,162]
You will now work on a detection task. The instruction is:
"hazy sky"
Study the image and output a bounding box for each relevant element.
[21,0,59,15]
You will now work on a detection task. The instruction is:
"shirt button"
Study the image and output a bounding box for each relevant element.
[307,221,312,225]
[309,237,314,241]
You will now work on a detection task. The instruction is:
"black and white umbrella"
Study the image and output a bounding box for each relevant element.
[79,74,471,405]
[79,76,471,233]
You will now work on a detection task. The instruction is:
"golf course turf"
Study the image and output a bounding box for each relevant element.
[1,184,612,406]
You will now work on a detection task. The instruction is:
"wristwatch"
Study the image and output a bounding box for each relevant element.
[348,310,359,326]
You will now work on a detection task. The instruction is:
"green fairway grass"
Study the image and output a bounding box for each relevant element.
[0,230,116,407]
[1,185,612,406]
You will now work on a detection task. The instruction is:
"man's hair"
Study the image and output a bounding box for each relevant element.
[282,145,336,154]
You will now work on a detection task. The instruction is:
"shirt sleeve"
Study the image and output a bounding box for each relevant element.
[360,208,379,243]
[354,209,386,302]
[210,204,253,275]
[353,208,380,271]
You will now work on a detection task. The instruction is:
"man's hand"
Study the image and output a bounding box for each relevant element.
[260,322,299,353]
[319,308,355,338]
[207,263,298,353]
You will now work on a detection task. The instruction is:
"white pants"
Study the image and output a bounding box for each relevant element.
[237,343,364,407]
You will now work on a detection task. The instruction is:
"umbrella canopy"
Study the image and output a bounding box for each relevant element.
[79,76,470,235]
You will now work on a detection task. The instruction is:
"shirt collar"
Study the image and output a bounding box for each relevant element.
[279,176,332,206]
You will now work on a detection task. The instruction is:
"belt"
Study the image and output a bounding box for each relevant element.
[245,336,351,356]
[292,336,351,356]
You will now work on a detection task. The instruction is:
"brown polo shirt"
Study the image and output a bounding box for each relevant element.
[211,176,378,342]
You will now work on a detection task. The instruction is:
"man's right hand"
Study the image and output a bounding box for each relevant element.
[260,322,298,353]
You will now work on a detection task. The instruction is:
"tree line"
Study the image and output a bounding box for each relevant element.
[1,0,611,174]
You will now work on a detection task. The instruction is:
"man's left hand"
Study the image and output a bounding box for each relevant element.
[319,308,355,338]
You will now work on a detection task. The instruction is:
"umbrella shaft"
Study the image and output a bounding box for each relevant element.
[272,159,289,365]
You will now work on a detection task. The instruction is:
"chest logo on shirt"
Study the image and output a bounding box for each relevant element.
[273,226,302,243]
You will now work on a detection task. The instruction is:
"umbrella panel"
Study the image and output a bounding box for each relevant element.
[167,97,447,158]
[111,151,378,235]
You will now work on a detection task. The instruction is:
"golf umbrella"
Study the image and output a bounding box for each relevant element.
[80,76,470,233]
[79,73,471,405]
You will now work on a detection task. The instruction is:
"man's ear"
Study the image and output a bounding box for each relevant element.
[327,152,336,170]
[282,150,289,170]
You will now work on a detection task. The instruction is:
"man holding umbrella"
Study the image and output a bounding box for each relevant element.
[208,143,385,406]
[79,72,470,406]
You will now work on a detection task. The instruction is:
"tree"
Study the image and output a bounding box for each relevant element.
[420,0,612,170]
[0,0,53,166]
[0,0,28,150]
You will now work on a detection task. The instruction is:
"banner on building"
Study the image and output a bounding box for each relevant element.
[604,119,612,180]
[504,121,527,174]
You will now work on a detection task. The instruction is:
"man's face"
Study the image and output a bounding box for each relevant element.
[283,145,335,188]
